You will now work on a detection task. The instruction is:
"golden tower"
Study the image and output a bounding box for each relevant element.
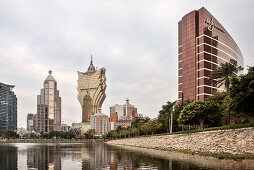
[77,56,107,122]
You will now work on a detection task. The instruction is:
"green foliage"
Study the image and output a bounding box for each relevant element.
[40,131,76,139]
[158,101,177,132]
[30,133,39,139]
[85,129,96,139]
[130,127,139,136]
[229,66,254,117]
[205,92,227,126]
[209,62,243,89]
[178,101,221,129]
[5,130,18,139]
[174,122,254,135]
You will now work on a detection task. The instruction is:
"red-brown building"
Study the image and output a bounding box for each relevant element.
[109,113,118,122]
[178,7,244,102]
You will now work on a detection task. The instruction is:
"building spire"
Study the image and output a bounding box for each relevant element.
[90,54,93,65]
[87,55,95,72]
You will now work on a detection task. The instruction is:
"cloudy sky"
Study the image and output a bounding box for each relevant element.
[0,0,253,128]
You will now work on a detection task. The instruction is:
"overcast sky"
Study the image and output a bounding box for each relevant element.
[0,0,253,128]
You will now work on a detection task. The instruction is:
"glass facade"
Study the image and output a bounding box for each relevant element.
[178,7,244,102]
[0,82,17,131]
[34,73,61,133]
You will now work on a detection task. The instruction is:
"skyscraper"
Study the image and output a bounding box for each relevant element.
[77,56,107,122]
[27,113,34,131]
[178,7,244,102]
[0,82,17,131]
[34,71,61,133]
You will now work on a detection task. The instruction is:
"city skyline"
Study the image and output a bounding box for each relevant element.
[0,1,254,128]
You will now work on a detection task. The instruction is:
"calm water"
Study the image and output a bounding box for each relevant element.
[0,143,253,170]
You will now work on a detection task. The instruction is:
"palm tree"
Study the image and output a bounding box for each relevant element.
[209,62,243,89]
[209,62,243,124]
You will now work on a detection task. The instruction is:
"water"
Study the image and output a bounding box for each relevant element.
[0,143,253,170]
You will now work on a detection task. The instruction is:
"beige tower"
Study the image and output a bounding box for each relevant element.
[34,71,61,133]
[77,56,107,122]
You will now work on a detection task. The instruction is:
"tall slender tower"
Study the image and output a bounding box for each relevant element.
[34,71,61,133]
[77,56,107,122]
[0,82,17,131]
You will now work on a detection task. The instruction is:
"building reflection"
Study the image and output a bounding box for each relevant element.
[0,143,238,170]
[27,145,61,170]
[0,146,18,170]
[81,143,111,169]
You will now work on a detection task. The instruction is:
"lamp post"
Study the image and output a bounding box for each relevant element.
[169,104,176,133]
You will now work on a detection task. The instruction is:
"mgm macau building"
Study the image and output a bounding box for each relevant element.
[178,7,244,102]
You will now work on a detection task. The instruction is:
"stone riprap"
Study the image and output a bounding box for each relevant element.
[107,127,254,155]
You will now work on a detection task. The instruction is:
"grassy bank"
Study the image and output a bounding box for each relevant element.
[143,122,254,137]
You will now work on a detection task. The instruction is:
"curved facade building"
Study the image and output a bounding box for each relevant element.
[77,57,107,122]
[178,7,244,102]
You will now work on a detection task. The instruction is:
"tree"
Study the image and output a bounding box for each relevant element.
[140,121,152,135]
[130,127,139,137]
[205,92,227,126]
[151,120,163,134]
[173,99,191,131]
[178,101,220,129]
[0,130,3,138]
[86,129,96,139]
[209,62,243,89]
[158,101,176,132]
[121,129,129,138]
[229,66,254,118]
[5,130,18,139]
[209,62,243,124]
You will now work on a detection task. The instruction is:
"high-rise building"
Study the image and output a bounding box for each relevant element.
[178,7,244,102]
[0,82,17,131]
[34,71,61,133]
[27,113,34,131]
[77,56,107,122]
[110,99,138,120]
[90,110,110,135]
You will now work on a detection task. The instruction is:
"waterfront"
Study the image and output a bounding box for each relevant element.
[0,143,254,170]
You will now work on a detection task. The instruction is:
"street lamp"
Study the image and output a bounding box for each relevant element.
[169,104,176,133]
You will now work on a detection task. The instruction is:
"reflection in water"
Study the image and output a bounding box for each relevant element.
[0,146,17,170]
[0,143,253,170]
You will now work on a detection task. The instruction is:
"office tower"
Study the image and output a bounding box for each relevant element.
[34,71,61,133]
[0,82,17,131]
[27,113,34,131]
[178,7,244,102]
[77,56,107,122]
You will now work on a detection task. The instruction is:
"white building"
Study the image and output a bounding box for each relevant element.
[90,110,110,136]
[110,104,124,119]
[70,122,91,135]
[61,123,69,132]
[110,99,138,120]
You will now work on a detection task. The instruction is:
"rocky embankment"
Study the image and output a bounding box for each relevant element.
[107,127,254,155]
